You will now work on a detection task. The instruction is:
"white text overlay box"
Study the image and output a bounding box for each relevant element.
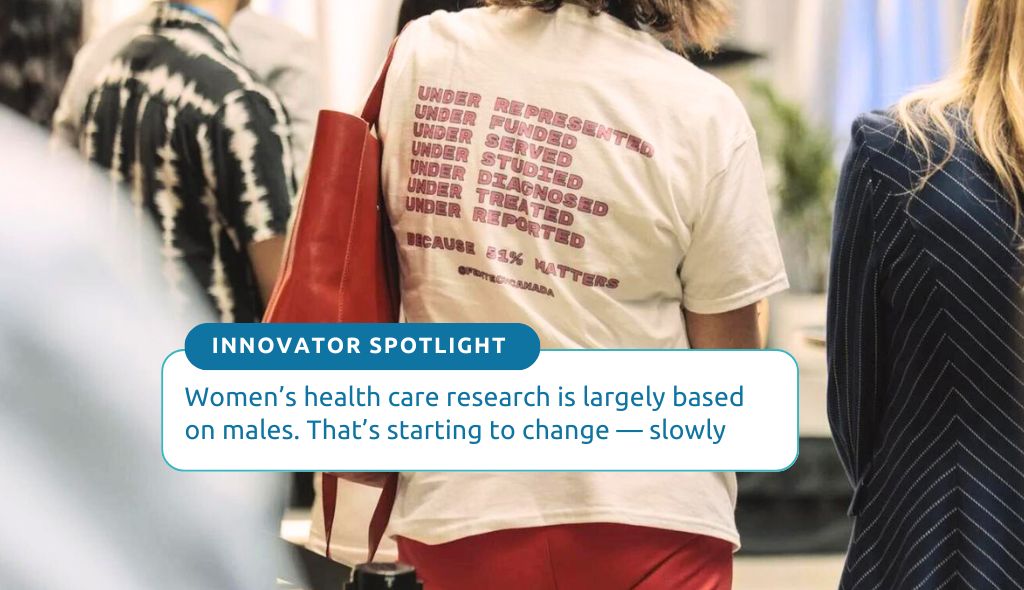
[162,350,799,471]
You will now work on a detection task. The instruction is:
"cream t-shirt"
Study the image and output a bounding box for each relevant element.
[378,5,787,548]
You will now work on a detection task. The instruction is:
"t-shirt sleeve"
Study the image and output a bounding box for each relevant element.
[679,134,789,314]
[208,89,296,245]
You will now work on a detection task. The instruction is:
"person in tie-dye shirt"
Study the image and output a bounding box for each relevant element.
[81,1,295,323]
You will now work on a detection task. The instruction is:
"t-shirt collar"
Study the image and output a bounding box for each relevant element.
[153,2,240,56]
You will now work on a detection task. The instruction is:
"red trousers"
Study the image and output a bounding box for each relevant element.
[397,523,733,590]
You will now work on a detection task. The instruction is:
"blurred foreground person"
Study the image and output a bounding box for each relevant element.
[0,0,82,127]
[828,0,1024,587]
[79,0,295,322]
[53,4,322,176]
[63,4,387,568]
[0,106,293,589]
[372,0,787,587]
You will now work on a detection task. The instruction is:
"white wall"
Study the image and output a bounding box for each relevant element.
[246,0,404,111]
[316,0,403,112]
[731,0,967,133]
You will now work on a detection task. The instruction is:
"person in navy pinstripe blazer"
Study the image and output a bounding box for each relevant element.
[828,1,1024,588]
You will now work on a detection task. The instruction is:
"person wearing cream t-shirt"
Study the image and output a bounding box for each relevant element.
[376,1,788,588]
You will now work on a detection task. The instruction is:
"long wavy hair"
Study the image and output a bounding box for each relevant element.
[895,0,1024,230]
[482,0,731,52]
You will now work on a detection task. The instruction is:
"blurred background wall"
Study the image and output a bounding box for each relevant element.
[732,0,968,145]
[81,0,969,139]
[82,0,403,111]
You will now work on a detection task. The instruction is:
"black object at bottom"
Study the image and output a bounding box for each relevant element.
[345,563,423,590]
[736,437,853,554]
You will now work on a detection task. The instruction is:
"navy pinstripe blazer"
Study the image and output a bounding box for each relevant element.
[827,112,1024,589]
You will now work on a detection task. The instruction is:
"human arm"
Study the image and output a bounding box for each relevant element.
[826,119,885,498]
[684,299,769,349]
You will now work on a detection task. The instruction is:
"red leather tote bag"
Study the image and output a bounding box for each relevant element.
[263,39,401,563]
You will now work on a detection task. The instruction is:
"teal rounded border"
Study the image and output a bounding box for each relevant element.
[161,348,801,474]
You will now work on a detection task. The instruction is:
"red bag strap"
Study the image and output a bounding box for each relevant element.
[321,37,403,565]
[361,36,401,125]
[322,473,339,560]
[368,474,399,561]
[321,473,399,562]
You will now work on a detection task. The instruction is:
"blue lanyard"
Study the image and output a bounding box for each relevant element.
[168,2,219,26]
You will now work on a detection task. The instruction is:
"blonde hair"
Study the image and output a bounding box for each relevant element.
[482,0,732,52]
[895,0,1024,229]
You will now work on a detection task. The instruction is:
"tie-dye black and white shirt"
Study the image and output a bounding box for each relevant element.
[80,4,295,323]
